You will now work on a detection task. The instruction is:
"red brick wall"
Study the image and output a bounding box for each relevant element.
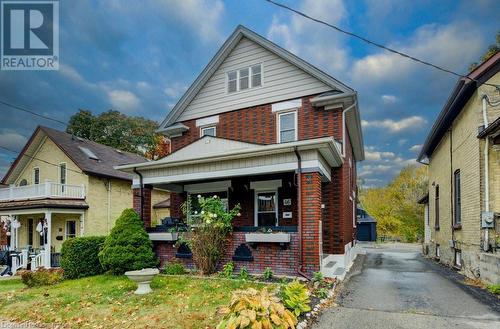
[170,95,343,153]
[154,232,300,276]
[133,186,152,228]
[0,226,7,246]
[300,172,322,275]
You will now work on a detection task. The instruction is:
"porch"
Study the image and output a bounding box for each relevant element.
[117,136,344,277]
[0,207,86,274]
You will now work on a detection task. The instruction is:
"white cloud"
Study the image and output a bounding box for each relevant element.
[364,149,396,161]
[352,23,484,84]
[0,131,27,151]
[107,89,140,113]
[409,144,422,153]
[362,116,427,133]
[164,83,188,99]
[381,94,397,104]
[267,0,349,74]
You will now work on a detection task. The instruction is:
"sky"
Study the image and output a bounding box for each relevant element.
[0,0,499,187]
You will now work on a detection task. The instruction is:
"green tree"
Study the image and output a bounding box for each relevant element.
[66,109,166,159]
[469,31,499,71]
[99,209,158,275]
[360,165,427,242]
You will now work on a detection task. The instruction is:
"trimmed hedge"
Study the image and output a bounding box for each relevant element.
[99,209,158,275]
[60,236,106,279]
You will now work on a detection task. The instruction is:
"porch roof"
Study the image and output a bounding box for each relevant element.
[116,136,342,185]
[0,199,88,212]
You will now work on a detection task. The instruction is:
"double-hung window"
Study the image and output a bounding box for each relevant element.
[60,163,67,193]
[453,170,461,226]
[33,168,40,185]
[435,185,440,229]
[227,64,262,93]
[256,192,278,227]
[278,111,297,143]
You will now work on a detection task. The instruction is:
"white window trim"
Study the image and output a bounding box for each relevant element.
[252,180,282,227]
[59,162,67,184]
[277,110,298,143]
[196,115,219,127]
[271,99,302,112]
[33,167,40,185]
[200,125,217,137]
[226,64,263,93]
[65,219,77,239]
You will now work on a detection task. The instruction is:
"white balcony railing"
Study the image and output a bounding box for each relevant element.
[0,182,85,202]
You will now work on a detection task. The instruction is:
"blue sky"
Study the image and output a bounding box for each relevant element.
[0,0,498,186]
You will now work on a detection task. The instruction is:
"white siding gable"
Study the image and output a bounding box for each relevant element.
[178,37,333,122]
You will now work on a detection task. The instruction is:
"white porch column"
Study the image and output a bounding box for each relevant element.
[80,212,85,237]
[45,211,52,268]
[8,214,14,251]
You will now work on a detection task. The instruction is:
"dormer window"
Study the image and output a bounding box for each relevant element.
[201,126,216,137]
[227,64,262,93]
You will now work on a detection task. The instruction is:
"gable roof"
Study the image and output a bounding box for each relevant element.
[2,126,148,184]
[159,25,354,130]
[418,52,500,162]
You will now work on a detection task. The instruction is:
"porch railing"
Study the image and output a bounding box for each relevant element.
[0,182,85,202]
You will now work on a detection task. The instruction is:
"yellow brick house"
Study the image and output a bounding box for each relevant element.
[418,52,500,284]
[0,126,169,273]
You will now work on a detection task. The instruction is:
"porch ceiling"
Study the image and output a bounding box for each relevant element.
[116,136,342,186]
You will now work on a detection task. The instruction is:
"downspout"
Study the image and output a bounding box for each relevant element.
[342,100,357,157]
[482,95,490,251]
[133,168,144,222]
[106,180,111,233]
[449,129,455,244]
[294,146,310,280]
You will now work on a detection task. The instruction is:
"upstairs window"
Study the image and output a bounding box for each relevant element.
[201,126,216,137]
[227,64,262,93]
[278,111,297,143]
[454,170,461,226]
[33,168,40,185]
[59,163,67,185]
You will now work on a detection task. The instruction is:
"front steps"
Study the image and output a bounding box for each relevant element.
[321,242,361,280]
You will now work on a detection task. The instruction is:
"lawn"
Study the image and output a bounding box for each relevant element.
[0,275,271,328]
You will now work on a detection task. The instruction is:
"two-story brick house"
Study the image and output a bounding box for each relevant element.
[418,52,500,284]
[117,26,364,278]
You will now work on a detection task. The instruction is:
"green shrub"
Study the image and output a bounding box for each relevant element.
[263,267,273,280]
[162,261,186,275]
[98,209,158,275]
[18,268,64,287]
[312,271,324,283]
[315,287,329,299]
[222,262,234,278]
[281,280,311,316]
[217,288,297,329]
[60,236,105,279]
[238,266,249,280]
[487,284,500,295]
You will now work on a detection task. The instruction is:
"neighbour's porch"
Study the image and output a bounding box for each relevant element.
[0,206,86,274]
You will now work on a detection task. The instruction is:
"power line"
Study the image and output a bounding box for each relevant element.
[0,145,84,176]
[0,100,68,126]
[265,0,500,88]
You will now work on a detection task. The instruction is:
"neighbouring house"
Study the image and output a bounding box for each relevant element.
[0,126,169,273]
[417,193,431,255]
[117,25,364,278]
[418,52,500,284]
[356,207,377,242]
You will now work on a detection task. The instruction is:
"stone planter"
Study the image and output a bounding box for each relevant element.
[125,268,159,295]
[148,232,179,241]
[245,232,291,243]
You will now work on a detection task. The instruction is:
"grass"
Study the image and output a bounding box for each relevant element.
[0,274,271,328]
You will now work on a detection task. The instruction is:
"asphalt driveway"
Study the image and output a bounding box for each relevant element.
[313,243,500,329]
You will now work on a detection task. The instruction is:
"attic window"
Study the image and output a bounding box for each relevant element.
[227,64,262,93]
[78,146,99,160]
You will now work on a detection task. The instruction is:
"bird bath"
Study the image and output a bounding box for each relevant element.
[125,268,159,295]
